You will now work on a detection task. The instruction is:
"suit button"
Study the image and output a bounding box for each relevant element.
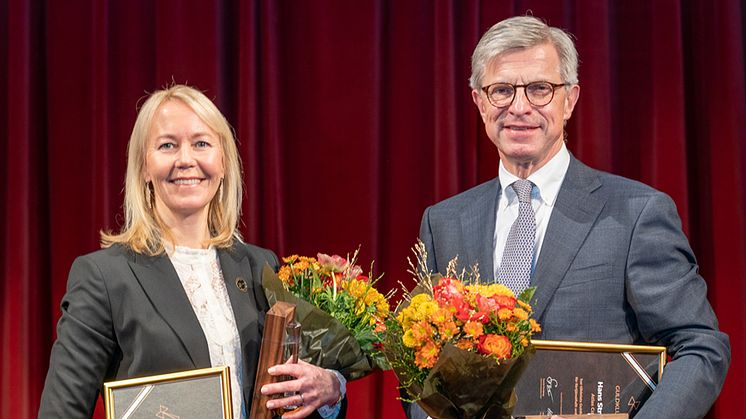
[236,277,248,292]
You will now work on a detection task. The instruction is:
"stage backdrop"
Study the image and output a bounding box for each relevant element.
[2,1,744,418]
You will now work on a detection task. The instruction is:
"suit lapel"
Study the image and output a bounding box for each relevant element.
[128,252,210,368]
[217,246,262,396]
[461,177,500,282]
[531,158,605,321]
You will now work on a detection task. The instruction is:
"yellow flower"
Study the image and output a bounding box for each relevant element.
[521,337,529,347]
[529,319,542,333]
[376,299,390,318]
[402,329,418,348]
[417,301,439,318]
[398,294,435,329]
[411,293,432,305]
[396,308,416,329]
[343,278,367,298]
[466,283,514,298]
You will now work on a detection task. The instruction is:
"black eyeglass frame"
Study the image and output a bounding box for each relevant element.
[480,81,570,108]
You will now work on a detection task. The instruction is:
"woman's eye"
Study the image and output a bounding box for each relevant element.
[158,142,175,150]
[195,140,211,148]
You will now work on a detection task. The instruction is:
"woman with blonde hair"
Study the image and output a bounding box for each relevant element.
[39,85,345,418]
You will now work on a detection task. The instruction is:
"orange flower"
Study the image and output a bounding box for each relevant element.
[437,320,459,340]
[517,300,532,311]
[463,321,484,338]
[410,321,434,346]
[415,341,441,369]
[278,266,292,283]
[513,307,529,321]
[477,334,512,359]
[431,307,453,324]
[282,255,299,263]
[293,259,310,272]
[497,308,513,320]
[493,294,517,310]
[529,319,541,333]
[455,338,476,351]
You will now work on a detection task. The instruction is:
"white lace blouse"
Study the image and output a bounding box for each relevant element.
[168,246,246,419]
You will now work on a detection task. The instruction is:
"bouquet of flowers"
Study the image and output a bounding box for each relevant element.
[262,249,392,380]
[384,241,541,419]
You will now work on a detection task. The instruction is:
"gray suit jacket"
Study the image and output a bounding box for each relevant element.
[415,156,730,418]
[39,242,277,418]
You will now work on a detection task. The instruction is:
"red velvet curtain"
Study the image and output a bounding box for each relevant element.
[3,1,745,417]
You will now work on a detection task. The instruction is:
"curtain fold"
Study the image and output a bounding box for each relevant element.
[2,1,744,417]
[681,2,746,417]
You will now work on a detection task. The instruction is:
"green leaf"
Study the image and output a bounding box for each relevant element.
[518,286,536,304]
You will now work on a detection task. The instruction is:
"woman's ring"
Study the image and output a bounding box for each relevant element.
[299,393,305,406]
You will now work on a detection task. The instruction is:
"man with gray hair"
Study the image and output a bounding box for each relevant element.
[409,15,729,418]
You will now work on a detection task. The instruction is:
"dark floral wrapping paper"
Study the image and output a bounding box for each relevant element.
[262,265,386,380]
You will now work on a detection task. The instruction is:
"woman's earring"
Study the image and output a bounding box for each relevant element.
[146,182,154,209]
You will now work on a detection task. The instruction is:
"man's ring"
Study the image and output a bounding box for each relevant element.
[299,393,305,406]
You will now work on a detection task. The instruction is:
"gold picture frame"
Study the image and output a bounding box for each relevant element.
[103,366,233,419]
[513,340,666,417]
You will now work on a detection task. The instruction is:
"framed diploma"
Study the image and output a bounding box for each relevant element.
[103,366,232,419]
[518,415,628,419]
[513,340,666,418]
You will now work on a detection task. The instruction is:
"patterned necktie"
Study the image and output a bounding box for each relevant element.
[498,179,536,295]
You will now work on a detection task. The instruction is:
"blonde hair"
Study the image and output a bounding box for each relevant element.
[101,84,243,255]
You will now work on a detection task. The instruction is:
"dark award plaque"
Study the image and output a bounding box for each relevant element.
[104,366,232,419]
[250,301,297,419]
[513,340,665,418]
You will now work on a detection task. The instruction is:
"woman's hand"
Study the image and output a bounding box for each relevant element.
[260,359,342,418]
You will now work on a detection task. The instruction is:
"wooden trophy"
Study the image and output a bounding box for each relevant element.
[250,301,297,419]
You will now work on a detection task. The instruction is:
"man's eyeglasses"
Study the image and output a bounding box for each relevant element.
[481,81,569,108]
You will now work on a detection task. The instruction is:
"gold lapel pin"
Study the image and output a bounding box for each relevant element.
[235,277,248,292]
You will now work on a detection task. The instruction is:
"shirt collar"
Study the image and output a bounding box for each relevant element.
[498,142,571,206]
